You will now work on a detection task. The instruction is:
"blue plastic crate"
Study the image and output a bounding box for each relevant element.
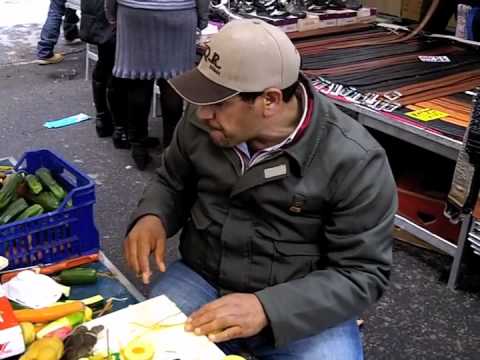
[0,149,99,270]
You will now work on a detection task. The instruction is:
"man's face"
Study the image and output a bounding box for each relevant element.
[196,96,262,147]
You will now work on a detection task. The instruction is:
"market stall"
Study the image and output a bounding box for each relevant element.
[0,150,226,360]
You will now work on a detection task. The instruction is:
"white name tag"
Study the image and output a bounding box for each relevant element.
[264,164,287,179]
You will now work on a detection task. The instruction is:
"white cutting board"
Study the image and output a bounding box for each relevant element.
[86,295,225,360]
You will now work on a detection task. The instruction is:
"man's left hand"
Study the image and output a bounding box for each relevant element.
[185,293,268,342]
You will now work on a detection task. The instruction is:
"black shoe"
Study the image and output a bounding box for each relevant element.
[282,0,306,18]
[95,112,114,137]
[132,145,152,171]
[112,127,130,149]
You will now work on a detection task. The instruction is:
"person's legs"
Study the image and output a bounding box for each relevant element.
[149,260,248,355]
[37,0,66,60]
[157,78,184,149]
[92,40,116,138]
[63,8,80,41]
[126,79,154,170]
[249,319,363,360]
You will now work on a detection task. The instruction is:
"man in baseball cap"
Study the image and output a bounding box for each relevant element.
[169,19,300,105]
[125,19,396,358]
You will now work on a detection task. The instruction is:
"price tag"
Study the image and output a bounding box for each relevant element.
[405,108,449,122]
[418,55,451,63]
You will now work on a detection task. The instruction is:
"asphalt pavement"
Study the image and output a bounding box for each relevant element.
[1,47,479,359]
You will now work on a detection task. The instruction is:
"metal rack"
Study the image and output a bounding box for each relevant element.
[329,97,473,290]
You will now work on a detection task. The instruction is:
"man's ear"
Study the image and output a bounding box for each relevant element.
[262,88,283,116]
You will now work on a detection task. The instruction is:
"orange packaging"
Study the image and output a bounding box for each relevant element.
[0,292,25,359]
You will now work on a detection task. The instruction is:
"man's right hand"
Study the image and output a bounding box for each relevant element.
[124,215,167,284]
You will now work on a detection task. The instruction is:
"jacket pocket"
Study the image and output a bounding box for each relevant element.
[191,202,212,230]
[273,241,321,256]
[270,241,322,285]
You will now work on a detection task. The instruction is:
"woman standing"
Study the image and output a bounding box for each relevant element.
[80,0,129,148]
[105,0,209,170]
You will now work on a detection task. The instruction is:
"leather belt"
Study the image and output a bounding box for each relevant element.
[326,0,440,49]
[303,46,462,76]
[388,69,480,105]
[301,39,447,69]
[328,54,480,90]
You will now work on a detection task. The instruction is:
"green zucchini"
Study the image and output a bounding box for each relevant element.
[30,191,60,211]
[0,173,23,210]
[16,204,44,221]
[57,267,98,285]
[0,198,28,224]
[25,174,43,194]
[35,167,67,200]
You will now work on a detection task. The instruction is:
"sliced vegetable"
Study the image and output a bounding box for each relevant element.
[36,311,85,340]
[14,301,84,323]
[0,198,28,224]
[35,168,66,200]
[25,174,43,194]
[16,204,44,221]
[0,172,23,210]
[79,295,105,309]
[122,340,155,360]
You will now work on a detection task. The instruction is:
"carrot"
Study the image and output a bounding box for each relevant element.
[14,301,84,323]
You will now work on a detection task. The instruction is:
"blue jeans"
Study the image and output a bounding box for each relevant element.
[151,260,364,360]
[37,0,79,59]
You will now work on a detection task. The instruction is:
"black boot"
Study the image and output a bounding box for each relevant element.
[281,0,306,18]
[107,82,130,148]
[112,127,130,149]
[93,79,114,137]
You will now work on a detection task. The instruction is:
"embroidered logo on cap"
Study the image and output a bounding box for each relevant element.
[203,45,222,75]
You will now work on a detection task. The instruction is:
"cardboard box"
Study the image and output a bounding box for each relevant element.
[362,0,401,16]
[0,292,25,359]
[401,0,433,21]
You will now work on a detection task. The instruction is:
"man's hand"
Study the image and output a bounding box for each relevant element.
[185,293,268,342]
[124,215,167,284]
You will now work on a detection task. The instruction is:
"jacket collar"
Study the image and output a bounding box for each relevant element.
[282,73,329,177]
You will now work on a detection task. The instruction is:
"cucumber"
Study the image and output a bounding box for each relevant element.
[57,267,98,285]
[30,191,60,211]
[16,204,44,221]
[25,174,43,194]
[0,173,23,210]
[0,198,28,224]
[35,167,67,200]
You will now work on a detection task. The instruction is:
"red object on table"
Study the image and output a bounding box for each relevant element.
[0,253,99,283]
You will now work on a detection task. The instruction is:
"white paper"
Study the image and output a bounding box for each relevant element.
[86,295,225,360]
[4,270,64,308]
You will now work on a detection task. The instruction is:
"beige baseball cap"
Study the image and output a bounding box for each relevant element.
[168,19,301,106]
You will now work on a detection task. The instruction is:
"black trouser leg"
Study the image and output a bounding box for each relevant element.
[158,78,183,148]
[425,0,457,33]
[63,8,79,41]
[91,40,116,138]
[125,79,154,170]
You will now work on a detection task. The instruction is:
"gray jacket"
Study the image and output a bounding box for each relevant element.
[130,75,397,347]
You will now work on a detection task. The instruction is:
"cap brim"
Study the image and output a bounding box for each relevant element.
[168,68,239,106]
